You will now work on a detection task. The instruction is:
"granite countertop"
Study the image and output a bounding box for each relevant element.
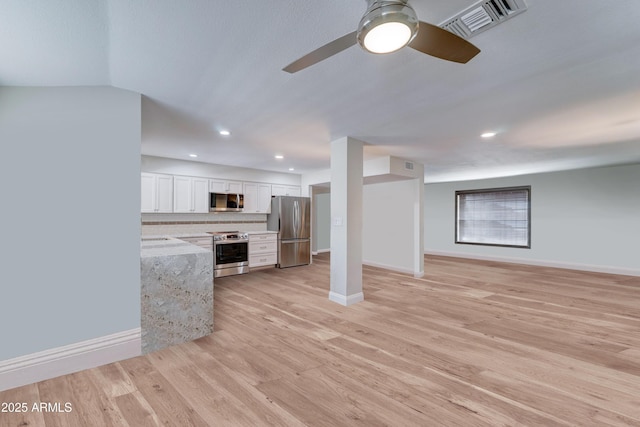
[142,230,277,239]
[140,237,209,258]
[141,230,278,257]
[172,232,213,238]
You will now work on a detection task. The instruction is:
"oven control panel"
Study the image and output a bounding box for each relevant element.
[212,232,249,242]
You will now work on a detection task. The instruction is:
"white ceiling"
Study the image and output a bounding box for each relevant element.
[2,0,640,182]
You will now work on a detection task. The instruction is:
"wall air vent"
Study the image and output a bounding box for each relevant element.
[404,161,414,170]
[440,0,527,39]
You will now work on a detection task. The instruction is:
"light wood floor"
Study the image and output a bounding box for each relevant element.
[2,254,640,426]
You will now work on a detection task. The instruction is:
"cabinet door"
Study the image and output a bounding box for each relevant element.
[271,185,286,196]
[173,176,193,213]
[192,178,209,213]
[209,179,225,193]
[272,185,301,197]
[286,186,301,197]
[141,173,156,213]
[243,182,258,213]
[257,184,272,213]
[156,174,174,212]
[141,173,173,213]
[210,179,243,194]
[227,180,243,194]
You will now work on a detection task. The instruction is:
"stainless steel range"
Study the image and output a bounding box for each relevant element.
[209,231,249,278]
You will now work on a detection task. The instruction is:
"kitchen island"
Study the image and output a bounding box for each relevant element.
[140,237,213,354]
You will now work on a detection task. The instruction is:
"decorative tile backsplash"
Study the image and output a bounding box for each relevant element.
[141,213,267,235]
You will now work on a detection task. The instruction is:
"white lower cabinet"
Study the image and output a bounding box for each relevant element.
[249,233,277,268]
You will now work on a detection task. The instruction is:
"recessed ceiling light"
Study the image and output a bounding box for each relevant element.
[289,167,295,171]
[481,132,497,138]
[189,154,198,158]
[219,130,231,136]
[275,155,284,160]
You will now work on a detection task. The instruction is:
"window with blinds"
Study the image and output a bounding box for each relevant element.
[455,186,531,248]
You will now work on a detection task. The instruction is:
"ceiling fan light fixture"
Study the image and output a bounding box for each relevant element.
[357,1,418,54]
[363,22,412,54]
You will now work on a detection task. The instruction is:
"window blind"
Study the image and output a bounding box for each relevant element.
[456,187,530,248]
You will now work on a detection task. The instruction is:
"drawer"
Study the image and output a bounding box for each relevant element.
[250,240,277,254]
[249,253,277,267]
[250,233,277,242]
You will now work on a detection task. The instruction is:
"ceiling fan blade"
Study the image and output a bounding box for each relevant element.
[409,21,480,64]
[283,31,358,73]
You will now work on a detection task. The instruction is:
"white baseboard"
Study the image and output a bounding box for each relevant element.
[329,291,364,306]
[363,260,423,278]
[0,328,141,392]
[424,250,640,277]
[310,252,424,277]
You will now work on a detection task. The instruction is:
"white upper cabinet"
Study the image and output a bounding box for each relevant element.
[193,178,209,212]
[209,179,243,194]
[243,182,272,213]
[173,176,209,213]
[272,184,301,197]
[257,183,272,213]
[143,170,298,214]
[141,173,173,213]
[243,182,258,212]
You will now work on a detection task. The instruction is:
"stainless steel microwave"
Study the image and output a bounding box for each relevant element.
[209,193,244,212]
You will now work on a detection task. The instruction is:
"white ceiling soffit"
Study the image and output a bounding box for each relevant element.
[441,0,528,39]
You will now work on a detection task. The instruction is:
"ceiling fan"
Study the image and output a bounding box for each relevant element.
[283,0,481,73]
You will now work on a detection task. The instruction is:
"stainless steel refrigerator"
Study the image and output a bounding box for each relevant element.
[267,196,311,268]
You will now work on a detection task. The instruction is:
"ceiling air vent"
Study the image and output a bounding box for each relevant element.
[404,161,414,171]
[440,0,528,39]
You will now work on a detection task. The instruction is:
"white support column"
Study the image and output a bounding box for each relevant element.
[329,137,364,306]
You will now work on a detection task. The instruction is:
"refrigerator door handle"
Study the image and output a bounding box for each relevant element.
[293,200,299,238]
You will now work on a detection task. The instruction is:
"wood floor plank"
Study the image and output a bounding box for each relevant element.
[118,356,210,426]
[0,383,46,427]
[114,390,162,427]
[64,370,130,426]
[2,253,639,426]
[179,340,309,427]
[146,346,270,426]
[36,375,91,427]
[322,335,570,427]
[89,362,137,398]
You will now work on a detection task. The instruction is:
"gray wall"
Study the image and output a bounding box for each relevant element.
[424,163,640,275]
[0,86,141,360]
[363,179,424,275]
[313,192,331,252]
[312,178,425,275]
